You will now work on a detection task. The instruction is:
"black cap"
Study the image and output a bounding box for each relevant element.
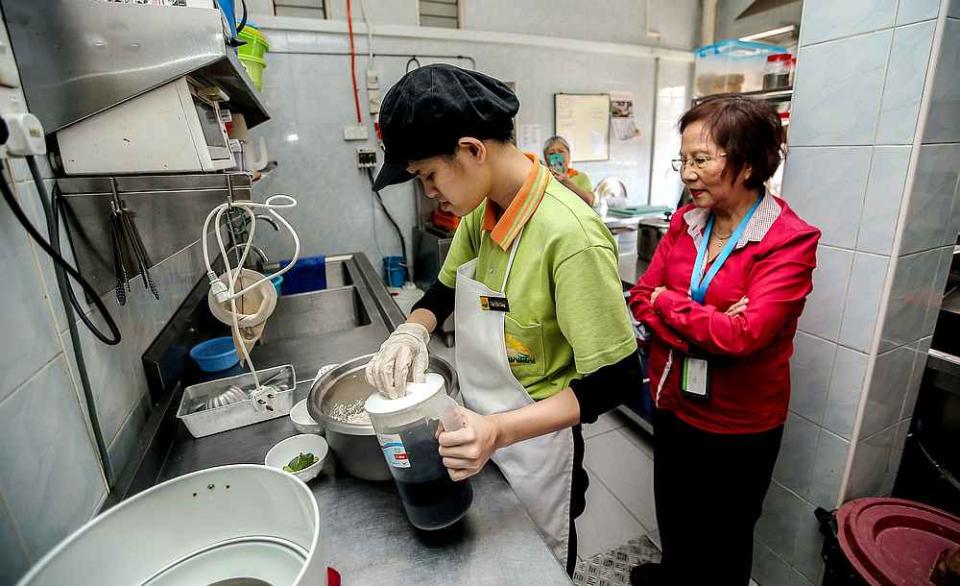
[373,64,519,191]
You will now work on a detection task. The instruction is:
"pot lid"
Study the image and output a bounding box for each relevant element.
[364,373,445,416]
[838,498,960,586]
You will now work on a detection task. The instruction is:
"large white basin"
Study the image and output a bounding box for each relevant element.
[19,465,325,586]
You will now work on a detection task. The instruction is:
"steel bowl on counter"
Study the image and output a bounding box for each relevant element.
[307,353,459,482]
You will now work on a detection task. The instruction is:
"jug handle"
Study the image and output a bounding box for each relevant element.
[439,394,463,432]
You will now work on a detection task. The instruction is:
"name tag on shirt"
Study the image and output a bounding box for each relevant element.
[480,295,510,312]
[681,356,710,399]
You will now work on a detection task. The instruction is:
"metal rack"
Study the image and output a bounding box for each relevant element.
[57,173,253,300]
[692,87,793,105]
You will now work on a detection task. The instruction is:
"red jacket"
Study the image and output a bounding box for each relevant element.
[629,196,820,434]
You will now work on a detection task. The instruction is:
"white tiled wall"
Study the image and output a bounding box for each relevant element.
[798,0,898,46]
[0,12,215,580]
[922,17,960,142]
[876,21,937,144]
[789,30,893,146]
[857,146,911,255]
[762,1,960,583]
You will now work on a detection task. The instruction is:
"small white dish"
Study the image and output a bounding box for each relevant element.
[265,434,328,483]
[290,399,322,435]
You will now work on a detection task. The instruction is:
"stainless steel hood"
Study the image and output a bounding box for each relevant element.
[1,0,269,134]
[737,0,798,19]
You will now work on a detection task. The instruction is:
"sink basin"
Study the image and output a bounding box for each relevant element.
[260,286,371,342]
[248,254,401,382]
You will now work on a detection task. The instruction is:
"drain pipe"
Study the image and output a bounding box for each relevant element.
[701,0,718,46]
[27,158,116,488]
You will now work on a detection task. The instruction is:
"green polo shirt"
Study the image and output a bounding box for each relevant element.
[568,169,592,194]
[439,156,636,401]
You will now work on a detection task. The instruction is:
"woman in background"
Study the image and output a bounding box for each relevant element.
[542,136,595,206]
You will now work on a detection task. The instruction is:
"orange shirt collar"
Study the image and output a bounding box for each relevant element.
[482,153,551,250]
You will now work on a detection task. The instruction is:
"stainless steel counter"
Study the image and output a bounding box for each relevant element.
[153,253,571,585]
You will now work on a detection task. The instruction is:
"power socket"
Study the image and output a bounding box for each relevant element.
[357,147,377,169]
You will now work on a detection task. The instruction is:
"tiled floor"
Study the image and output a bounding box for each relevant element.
[577,410,658,559]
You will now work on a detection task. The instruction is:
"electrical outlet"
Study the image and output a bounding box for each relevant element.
[343,124,369,141]
[366,69,379,90]
[357,147,377,169]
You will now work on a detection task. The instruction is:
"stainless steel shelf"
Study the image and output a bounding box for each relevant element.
[693,87,793,104]
[2,0,269,133]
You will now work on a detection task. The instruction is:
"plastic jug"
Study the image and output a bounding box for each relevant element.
[364,374,473,530]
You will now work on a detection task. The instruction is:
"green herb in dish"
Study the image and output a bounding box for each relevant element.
[283,452,318,473]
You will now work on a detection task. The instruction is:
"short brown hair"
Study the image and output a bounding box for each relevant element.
[679,95,784,190]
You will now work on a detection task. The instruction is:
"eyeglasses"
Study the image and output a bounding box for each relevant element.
[671,153,725,172]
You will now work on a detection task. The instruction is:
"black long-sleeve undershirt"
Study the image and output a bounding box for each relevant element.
[413,281,643,423]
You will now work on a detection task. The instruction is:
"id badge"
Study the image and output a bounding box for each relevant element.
[681,355,710,399]
[479,295,510,312]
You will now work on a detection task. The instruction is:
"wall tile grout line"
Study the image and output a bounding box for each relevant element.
[799,18,940,51]
[0,352,65,410]
[0,487,33,566]
[837,2,952,503]
[797,325,931,357]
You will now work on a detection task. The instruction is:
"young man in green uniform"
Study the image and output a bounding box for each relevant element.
[365,65,641,574]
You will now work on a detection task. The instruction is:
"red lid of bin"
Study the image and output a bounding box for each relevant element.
[767,53,793,62]
[837,498,960,586]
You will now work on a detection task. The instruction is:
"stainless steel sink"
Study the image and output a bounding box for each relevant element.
[259,286,370,342]
[249,254,404,384]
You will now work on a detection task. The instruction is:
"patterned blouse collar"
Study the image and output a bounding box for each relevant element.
[682,189,781,249]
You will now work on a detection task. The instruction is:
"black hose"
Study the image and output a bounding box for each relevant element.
[365,167,408,276]
[51,184,122,345]
[235,0,248,35]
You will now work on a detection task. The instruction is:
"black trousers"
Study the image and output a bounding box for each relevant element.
[653,409,783,586]
[568,424,588,576]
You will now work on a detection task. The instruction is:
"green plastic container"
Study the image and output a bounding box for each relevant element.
[239,53,266,91]
[238,26,269,90]
[238,26,270,60]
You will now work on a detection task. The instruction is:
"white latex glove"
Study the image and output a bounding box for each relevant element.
[365,322,430,398]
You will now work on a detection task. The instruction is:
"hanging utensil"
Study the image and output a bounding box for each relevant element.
[120,201,159,300]
[109,179,130,305]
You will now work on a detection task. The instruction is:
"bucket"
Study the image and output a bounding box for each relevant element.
[383,256,406,288]
[238,26,270,60]
[239,53,267,91]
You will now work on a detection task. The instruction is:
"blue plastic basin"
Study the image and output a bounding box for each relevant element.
[189,337,240,373]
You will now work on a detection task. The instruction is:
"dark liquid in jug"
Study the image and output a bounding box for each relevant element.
[389,421,473,530]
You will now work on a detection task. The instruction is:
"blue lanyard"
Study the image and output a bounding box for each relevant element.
[689,195,763,304]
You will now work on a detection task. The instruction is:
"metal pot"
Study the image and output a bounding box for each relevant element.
[306,353,459,481]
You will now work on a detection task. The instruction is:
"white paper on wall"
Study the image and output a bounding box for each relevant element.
[610,91,641,141]
[555,93,610,162]
[517,124,543,155]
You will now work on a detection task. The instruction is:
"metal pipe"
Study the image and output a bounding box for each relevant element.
[274,50,477,70]
[701,0,718,47]
[28,157,116,487]
[647,57,660,206]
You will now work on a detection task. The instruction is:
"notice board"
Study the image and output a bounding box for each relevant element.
[554,93,610,162]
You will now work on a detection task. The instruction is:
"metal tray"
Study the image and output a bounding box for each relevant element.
[176,364,296,438]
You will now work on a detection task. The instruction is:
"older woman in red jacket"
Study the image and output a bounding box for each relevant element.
[628,96,820,586]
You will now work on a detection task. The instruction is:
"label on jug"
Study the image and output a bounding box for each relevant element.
[377,433,411,468]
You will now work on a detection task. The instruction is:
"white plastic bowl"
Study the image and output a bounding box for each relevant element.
[290,399,322,434]
[266,434,328,483]
[18,465,324,585]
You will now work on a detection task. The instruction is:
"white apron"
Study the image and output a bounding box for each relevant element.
[454,232,576,568]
